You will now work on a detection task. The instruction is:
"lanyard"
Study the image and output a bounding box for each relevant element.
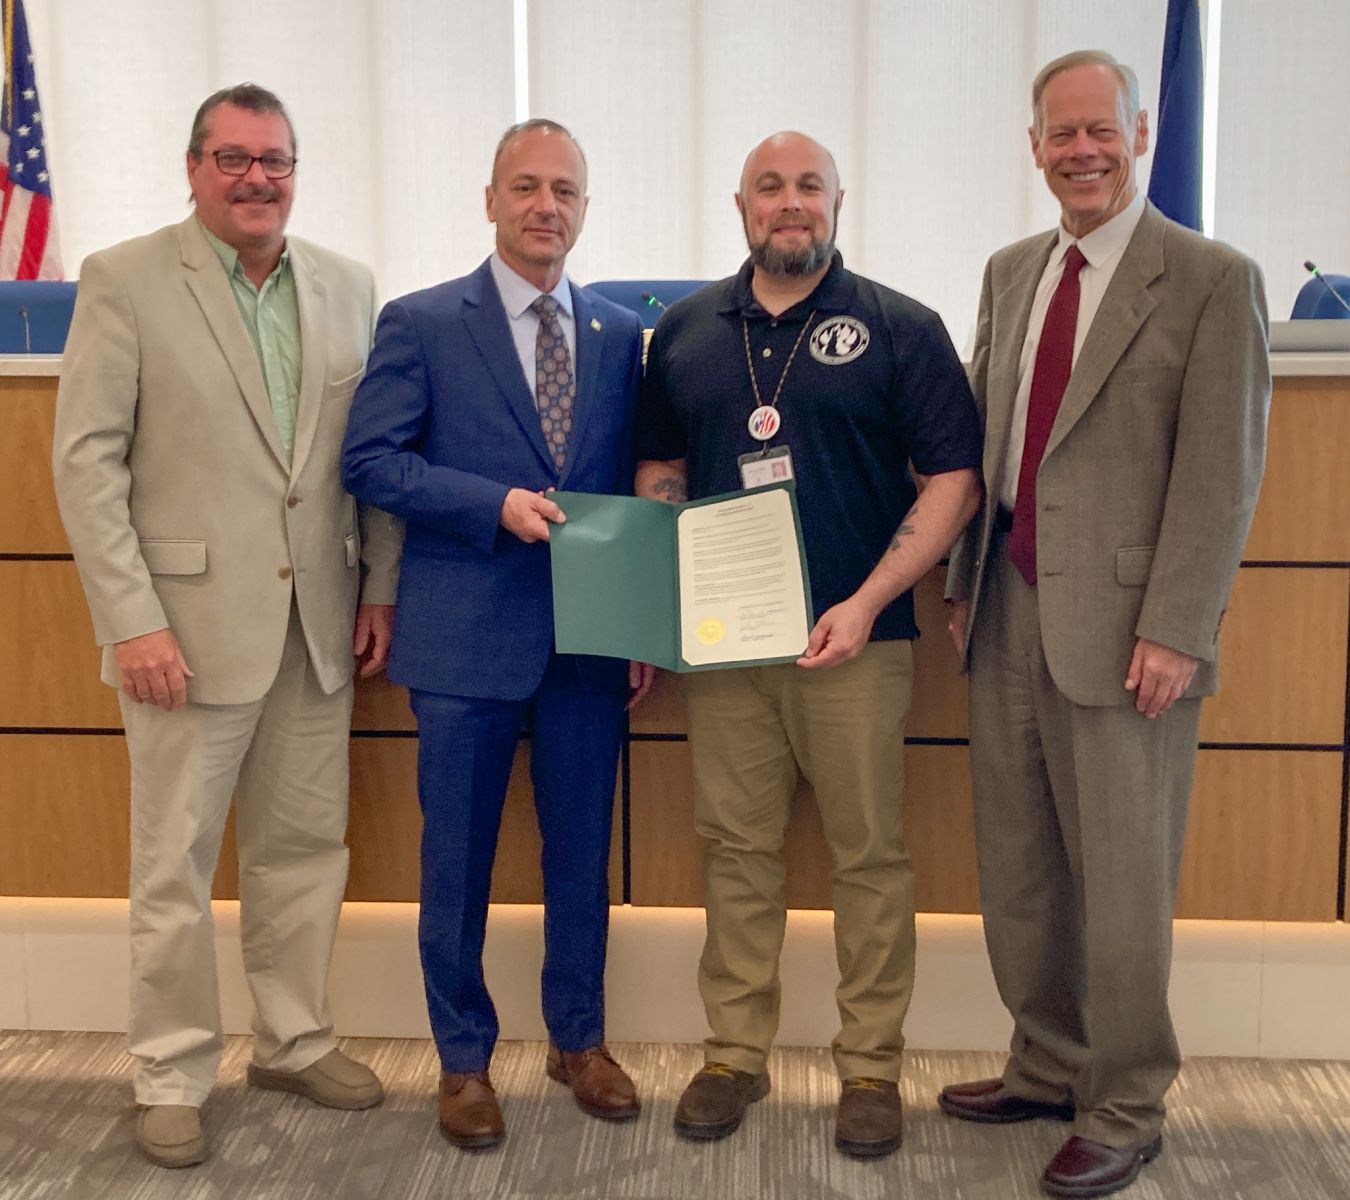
[741,310,816,443]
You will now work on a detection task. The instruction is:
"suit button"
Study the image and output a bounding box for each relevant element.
[278,567,293,580]
[286,495,300,508]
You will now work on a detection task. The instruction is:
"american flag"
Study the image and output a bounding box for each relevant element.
[0,0,60,279]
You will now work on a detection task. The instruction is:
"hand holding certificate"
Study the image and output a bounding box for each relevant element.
[550,483,814,671]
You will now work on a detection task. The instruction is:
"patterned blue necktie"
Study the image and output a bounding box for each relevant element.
[530,294,574,470]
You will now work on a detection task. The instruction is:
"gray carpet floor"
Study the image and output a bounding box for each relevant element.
[1,1032,1348,1199]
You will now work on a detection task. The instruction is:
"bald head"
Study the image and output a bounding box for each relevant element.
[736,131,843,279]
[739,131,840,198]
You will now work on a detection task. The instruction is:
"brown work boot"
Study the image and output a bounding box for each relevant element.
[673,1063,770,1141]
[437,1070,504,1150]
[545,1044,640,1120]
[835,1077,903,1158]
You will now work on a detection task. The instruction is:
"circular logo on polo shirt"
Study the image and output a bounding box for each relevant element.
[809,315,870,365]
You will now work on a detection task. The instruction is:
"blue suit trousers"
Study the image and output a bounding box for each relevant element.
[410,655,624,1072]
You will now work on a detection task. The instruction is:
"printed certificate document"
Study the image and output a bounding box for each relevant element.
[550,483,813,671]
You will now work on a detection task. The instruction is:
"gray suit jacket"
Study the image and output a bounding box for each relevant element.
[947,202,1270,706]
[53,216,402,705]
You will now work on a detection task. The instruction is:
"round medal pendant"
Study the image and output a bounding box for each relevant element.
[748,405,781,441]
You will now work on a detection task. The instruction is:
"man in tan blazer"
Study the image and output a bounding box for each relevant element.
[52,83,400,1169]
[940,51,1269,1198]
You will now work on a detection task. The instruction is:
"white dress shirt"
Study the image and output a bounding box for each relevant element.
[489,251,577,401]
[999,190,1147,509]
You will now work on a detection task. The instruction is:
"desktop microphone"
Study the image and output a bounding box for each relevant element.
[18,307,31,354]
[1302,261,1350,316]
[640,292,667,312]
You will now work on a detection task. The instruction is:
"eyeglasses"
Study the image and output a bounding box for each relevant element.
[211,150,297,179]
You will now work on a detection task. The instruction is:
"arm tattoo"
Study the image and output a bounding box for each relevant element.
[887,505,919,551]
[651,474,688,504]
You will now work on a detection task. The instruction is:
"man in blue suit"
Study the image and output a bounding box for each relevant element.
[341,119,648,1149]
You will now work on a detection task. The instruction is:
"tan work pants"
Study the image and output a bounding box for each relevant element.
[683,641,915,1081]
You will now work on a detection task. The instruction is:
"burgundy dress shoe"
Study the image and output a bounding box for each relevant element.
[1042,1134,1163,1198]
[545,1044,640,1120]
[939,1077,1075,1124]
[438,1071,504,1150]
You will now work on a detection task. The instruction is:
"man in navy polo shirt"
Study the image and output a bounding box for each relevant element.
[635,131,982,1158]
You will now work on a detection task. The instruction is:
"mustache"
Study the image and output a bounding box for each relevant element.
[228,183,281,203]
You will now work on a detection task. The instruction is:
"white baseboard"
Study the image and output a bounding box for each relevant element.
[3,899,1349,1060]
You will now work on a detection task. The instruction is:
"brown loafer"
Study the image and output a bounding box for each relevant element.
[835,1077,902,1158]
[1042,1134,1163,1197]
[673,1063,770,1141]
[438,1070,504,1150]
[545,1043,639,1121]
[939,1077,1075,1124]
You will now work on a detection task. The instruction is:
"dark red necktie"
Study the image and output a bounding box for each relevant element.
[1008,243,1087,586]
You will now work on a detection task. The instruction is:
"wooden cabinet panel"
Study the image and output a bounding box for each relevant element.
[909,569,969,739]
[1176,750,1343,922]
[0,380,66,554]
[0,734,130,896]
[1245,379,1350,562]
[629,741,978,913]
[627,669,685,735]
[351,675,415,731]
[1,734,620,904]
[1202,567,1347,745]
[0,561,119,727]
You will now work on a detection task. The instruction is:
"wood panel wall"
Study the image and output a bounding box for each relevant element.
[4,373,1348,923]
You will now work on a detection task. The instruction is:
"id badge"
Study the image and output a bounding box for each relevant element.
[738,445,795,489]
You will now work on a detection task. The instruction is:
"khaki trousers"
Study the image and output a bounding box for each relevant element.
[968,545,1200,1147]
[683,641,915,1080]
[119,605,353,1106]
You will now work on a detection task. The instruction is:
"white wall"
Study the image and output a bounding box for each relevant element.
[20,0,1350,345]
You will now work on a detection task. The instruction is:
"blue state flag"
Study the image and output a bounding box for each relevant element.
[1148,0,1204,231]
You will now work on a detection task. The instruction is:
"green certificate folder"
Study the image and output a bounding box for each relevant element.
[550,483,814,671]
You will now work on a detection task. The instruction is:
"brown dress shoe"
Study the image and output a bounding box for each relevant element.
[835,1078,902,1158]
[1042,1134,1163,1198]
[939,1077,1075,1124]
[438,1071,504,1150]
[545,1044,640,1120]
[673,1063,770,1141]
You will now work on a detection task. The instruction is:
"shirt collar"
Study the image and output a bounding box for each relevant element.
[198,217,290,281]
[1052,189,1146,270]
[720,250,855,318]
[489,251,573,320]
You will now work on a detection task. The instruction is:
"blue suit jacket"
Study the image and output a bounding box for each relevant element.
[341,258,643,700]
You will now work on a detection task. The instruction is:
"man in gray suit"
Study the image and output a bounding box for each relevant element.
[53,84,401,1168]
[940,51,1269,1198]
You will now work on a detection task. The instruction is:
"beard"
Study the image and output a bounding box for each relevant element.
[747,229,836,277]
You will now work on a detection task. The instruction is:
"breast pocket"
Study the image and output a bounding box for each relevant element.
[326,366,364,399]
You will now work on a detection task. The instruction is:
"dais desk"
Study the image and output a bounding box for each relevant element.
[3,354,1347,923]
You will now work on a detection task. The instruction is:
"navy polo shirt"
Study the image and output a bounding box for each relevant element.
[636,253,981,642]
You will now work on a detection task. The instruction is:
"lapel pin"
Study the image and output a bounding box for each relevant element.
[590,318,602,331]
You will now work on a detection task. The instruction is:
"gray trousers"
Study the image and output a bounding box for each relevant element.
[968,545,1200,1147]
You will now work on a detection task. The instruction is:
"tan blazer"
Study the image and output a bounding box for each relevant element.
[947,203,1270,706]
[53,216,401,705]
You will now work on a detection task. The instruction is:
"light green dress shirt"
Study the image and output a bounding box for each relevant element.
[200,220,302,462]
